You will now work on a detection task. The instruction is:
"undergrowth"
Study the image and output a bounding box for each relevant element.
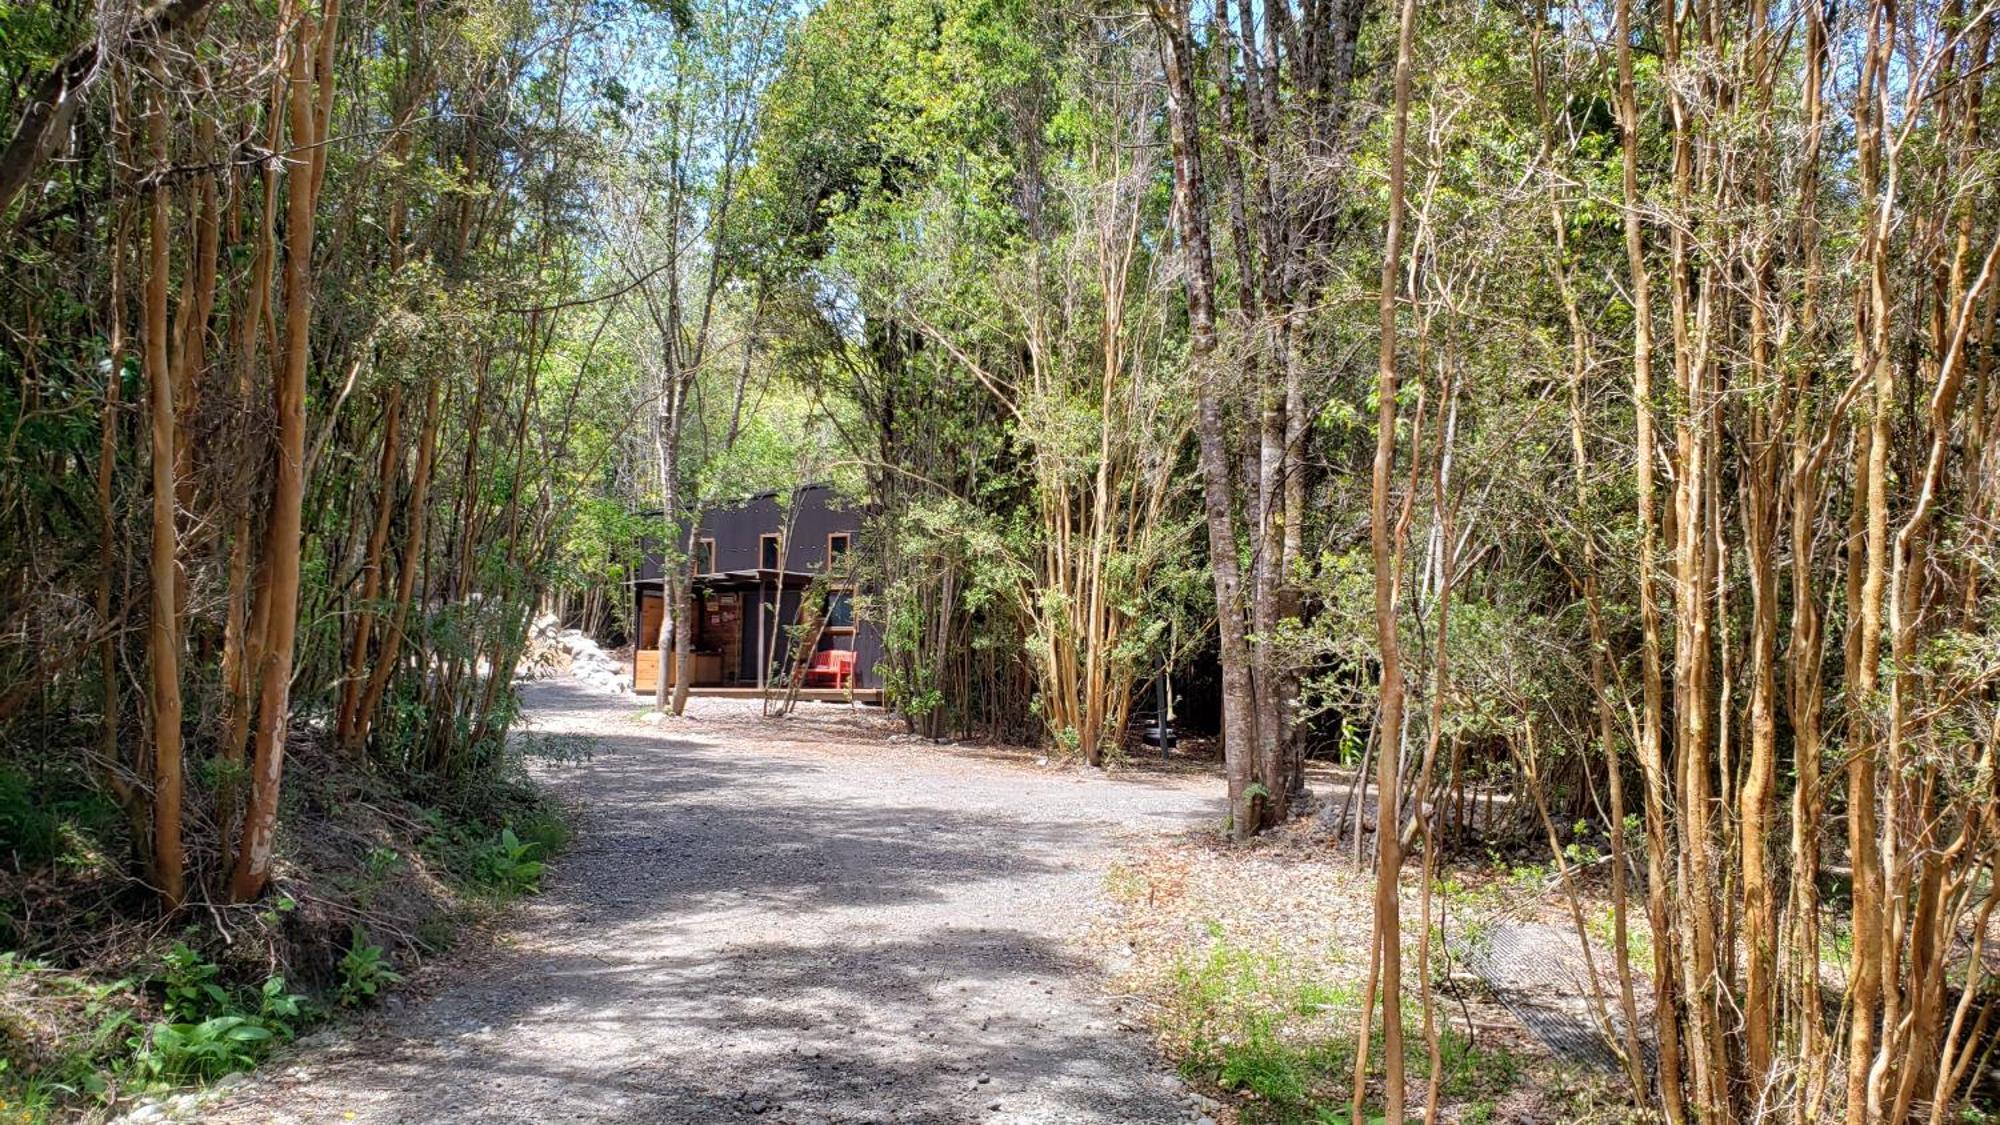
[0,730,587,1123]
[1159,923,1520,1124]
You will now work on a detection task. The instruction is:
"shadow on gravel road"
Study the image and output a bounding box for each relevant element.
[209,679,1206,1124]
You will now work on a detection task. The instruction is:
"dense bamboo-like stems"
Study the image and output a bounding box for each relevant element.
[465,318,552,761]
[1006,87,1181,764]
[100,182,138,844]
[1842,0,1894,1111]
[335,97,418,752]
[1883,190,2000,1125]
[169,91,220,597]
[336,388,402,749]
[218,73,287,791]
[1736,0,1782,1094]
[1658,0,1730,1108]
[351,379,440,749]
[233,8,330,901]
[143,57,186,910]
[1613,0,1681,1113]
[99,75,143,839]
[1358,0,1417,1114]
[1782,2,1832,1112]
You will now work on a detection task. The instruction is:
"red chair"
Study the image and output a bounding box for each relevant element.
[802,649,857,689]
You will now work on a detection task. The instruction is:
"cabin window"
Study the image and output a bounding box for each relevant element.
[825,588,855,632]
[694,538,716,575]
[760,532,782,570]
[826,532,851,572]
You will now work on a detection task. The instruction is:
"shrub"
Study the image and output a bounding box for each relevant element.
[471,828,546,896]
[120,946,309,1089]
[336,930,404,1008]
[129,1017,273,1084]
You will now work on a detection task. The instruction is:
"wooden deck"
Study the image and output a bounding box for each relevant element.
[632,649,880,703]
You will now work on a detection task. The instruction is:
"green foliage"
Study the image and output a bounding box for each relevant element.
[124,946,309,1087]
[475,829,547,895]
[336,931,404,1008]
[159,944,229,1024]
[0,955,141,1117]
[1160,926,1518,1122]
[128,1017,273,1085]
[428,819,556,900]
[0,768,120,877]
[1163,927,1358,1115]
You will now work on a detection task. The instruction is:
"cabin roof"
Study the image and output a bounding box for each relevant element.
[634,481,855,520]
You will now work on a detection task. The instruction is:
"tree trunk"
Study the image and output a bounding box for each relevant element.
[1151,0,1257,841]
[351,378,440,749]
[1359,0,1418,1115]
[1614,0,1684,1111]
[337,387,401,748]
[231,13,327,901]
[143,57,185,910]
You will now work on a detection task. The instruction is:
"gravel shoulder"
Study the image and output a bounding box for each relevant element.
[202,679,1223,1125]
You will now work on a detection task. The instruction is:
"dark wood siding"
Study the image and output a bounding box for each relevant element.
[638,484,864,579]
[636,484,882,690]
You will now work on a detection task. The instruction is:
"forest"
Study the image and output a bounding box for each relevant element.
[0,0,1996,1119]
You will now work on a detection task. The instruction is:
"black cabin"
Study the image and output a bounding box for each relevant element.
[632,484,883,697]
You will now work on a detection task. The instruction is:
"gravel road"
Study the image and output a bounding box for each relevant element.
[204,678,1222,1125]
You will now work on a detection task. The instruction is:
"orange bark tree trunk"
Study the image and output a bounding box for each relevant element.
[232,7,331,901]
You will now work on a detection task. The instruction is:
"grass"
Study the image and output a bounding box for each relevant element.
[0,955,143,1122]
[1158,924,1521,1124]
[1583,904,1655,977]
[1103,862,1149,904]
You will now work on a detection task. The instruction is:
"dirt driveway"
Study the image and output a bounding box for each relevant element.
[204,679,1221,1124]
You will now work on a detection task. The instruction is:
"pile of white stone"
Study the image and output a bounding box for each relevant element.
[520,614,627,695]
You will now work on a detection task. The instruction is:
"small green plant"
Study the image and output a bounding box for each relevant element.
[1163,927,1357,1115]
[129,953,305,1088]
[336,930,403,1007]
[160,943,230,1022]
[474,828,546,895]
[129,1016,274,1084]
[255,976,306,1028]
[366,846,403,877]
[254,894,298,929]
